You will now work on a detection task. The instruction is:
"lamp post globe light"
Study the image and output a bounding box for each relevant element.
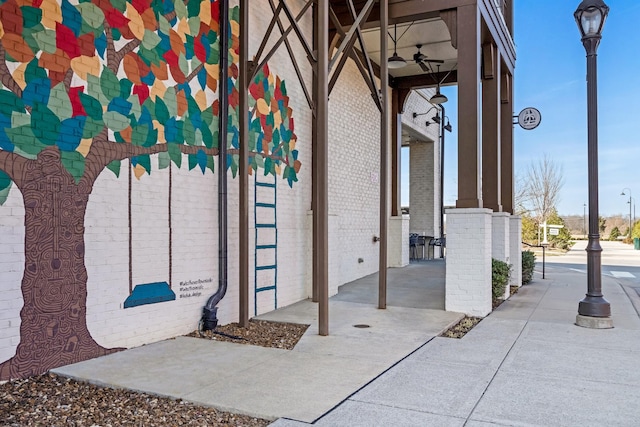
[575,0,612,328]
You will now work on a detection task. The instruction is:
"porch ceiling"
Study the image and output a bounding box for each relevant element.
[360,18,458,79]
[328,0,459,85]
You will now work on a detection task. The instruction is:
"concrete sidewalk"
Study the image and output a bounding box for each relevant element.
[52,242,640,426]
[272,242,640,426]
[52,261,462,423]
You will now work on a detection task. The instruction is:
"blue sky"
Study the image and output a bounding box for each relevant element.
[402,0,640,217]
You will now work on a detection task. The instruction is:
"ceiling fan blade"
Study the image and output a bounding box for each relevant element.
[418,61,430,73]
[423,59,445,64]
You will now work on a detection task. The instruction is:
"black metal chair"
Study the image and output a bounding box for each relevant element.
[410,234,430,260]
[429,237,446,259]
[409,233,419,260]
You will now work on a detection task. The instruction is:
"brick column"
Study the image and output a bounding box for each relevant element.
[509,215,522,288]
[445,208,493,316]
[492,212,510,299]
[409,141,437,237]
[388,216,410,267]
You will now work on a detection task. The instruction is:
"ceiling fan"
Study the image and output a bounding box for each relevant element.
[413,44,444,72]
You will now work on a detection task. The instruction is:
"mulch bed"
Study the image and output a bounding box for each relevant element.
[439,316,483,339]
[187,319,309,350]
[0,373,270,427]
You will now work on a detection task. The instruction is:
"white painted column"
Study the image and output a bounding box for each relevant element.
[388,216,410,267]
[492,212,510,299]
[509,215,522,288]
[409,141,437,237]
[445,208,493,316]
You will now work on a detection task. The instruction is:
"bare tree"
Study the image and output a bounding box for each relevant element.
[521,155,564,225]
[514,173,531,215]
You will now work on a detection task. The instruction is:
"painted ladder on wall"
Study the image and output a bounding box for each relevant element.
[254,174,278,315]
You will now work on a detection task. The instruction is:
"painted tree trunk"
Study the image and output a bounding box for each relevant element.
[0,149,120,381]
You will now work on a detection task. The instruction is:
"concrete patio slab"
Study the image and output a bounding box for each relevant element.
[53,337,283,396]
[181,350,387,422]
[52,260,463,423]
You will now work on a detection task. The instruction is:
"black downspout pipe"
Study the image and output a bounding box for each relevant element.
[202,0,229,331]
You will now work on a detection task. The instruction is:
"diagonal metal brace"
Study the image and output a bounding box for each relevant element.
[252,1,314,81]
[328,0,376,72]
[268,0,314,109]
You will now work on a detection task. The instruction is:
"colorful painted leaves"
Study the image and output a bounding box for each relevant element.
[0,0,220,178]
[0,0,301,195]
[238,64,299,188]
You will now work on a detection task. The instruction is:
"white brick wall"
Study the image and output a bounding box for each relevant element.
[0,0,316,360]
[510,216,523,288]
[0,0,453,366]
[402,90,441,240]
[327,51,384,291]
[0,189,24,363]
[445,208,493,316]
[492,212,510,299]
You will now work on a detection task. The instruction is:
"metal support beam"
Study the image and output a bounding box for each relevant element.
[391,71,458,93]
[311,2,319,304]
[315,0,330,335]
[500,72,514,214]
[481,42,501,212]
[378,0,389,310]
[456,4,482,208]
[328,0,376,72]
[268,0,313,109]
[239,0,249,327]
[252,1,314,81]
[391,88,401,217]
[328,1,379,111]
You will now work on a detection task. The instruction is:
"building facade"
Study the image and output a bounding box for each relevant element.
[0,0,516,380]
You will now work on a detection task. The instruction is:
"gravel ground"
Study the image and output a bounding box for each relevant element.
[1,320,309,426]
[187,319,309,350]
[0,373,270,427]
[439,316,483,339]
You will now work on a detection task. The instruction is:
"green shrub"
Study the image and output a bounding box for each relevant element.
[522,250,536,285]
[492,258,511,301]
[609,226,621,241]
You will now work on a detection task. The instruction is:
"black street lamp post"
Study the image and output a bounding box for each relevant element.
[435,105,452,256]
[621,188,632,235]
[574,0,612,327]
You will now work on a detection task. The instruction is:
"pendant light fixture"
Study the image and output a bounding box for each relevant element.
[388,24,407,69]
[429,65,448,104]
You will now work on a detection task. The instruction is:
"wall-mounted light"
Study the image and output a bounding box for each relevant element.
[412,106,438,119]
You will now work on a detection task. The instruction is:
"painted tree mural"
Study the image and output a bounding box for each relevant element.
[0,0,301,380]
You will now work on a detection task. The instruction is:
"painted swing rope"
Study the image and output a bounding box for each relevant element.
[0,0,301,380]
